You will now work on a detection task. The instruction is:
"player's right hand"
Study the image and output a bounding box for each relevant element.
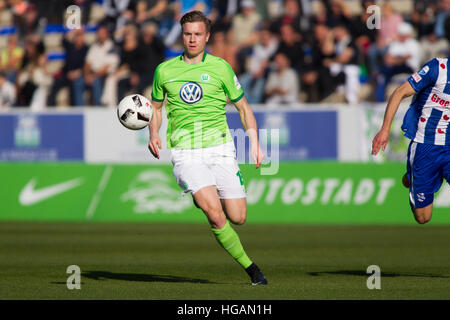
[148,136,161,159]
[371,129,389,155]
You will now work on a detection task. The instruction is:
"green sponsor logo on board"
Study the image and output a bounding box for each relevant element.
[0,163,448,224]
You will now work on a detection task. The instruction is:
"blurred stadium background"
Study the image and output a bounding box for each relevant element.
[1,0,450,300]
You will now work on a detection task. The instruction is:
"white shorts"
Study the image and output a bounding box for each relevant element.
[170,141,246,199]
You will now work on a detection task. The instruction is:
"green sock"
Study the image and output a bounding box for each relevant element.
[211,220,253,269]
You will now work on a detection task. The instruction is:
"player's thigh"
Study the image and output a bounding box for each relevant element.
[171,150,216,195]
[443,145,450,185]
[220,197,247,225]
[214,159,247,225]
[209,143,246,201]
[172,161,226,227]
[407,142,442,210]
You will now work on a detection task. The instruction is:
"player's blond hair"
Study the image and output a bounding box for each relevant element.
[180,11,212,33]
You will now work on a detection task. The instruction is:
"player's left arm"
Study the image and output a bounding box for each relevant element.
[221,59,264,168]
[233,97,264,169]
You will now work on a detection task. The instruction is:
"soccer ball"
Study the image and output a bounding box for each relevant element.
[117,94,153,130]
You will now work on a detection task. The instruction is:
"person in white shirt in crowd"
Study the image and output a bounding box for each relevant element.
[367,2,403,76]
[419,0,450,62]
[238,26,279,104]
[265,52,299,104]
[16,35,53,110]
[29,53,53,110]
[83,25,119,106]
[323,23,360,104]
[0,71,16,109]
[376,22,421,102]
[229,0,262,74]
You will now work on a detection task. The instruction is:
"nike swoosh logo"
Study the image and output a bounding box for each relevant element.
[19,177,84,206]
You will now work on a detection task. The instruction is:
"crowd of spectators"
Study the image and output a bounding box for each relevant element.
[0,0,449,109]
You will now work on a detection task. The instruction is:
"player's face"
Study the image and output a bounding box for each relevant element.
[182,22,210,58]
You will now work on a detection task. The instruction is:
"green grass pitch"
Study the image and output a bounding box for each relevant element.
[1,222,450,300]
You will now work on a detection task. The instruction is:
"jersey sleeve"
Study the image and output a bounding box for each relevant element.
[220,60,244,103]
[151,64,165,102]
[407,58,439,93]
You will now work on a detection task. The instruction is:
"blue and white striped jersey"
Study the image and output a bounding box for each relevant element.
[401,57,450,145]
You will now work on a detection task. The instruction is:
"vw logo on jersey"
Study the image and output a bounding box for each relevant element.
[179,82,203,104]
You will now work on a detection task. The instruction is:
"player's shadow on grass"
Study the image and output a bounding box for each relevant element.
[308,270,450,279]
[80,271,215,284]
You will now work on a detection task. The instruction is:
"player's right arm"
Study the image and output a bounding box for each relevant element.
[148,100,163,159]
[372,58,439,155]
[372,81,415,155]
[148,64,165,159]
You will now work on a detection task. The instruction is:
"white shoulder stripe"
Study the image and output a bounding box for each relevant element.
[436,58,448,87]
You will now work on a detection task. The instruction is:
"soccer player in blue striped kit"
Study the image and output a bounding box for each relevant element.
[372,57,450,224]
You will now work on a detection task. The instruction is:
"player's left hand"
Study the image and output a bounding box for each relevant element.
[251,144,264,169]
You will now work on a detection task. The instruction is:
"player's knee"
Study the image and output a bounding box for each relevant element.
[238,208,247,225]
[414,210,432,225]
[205,206,224,219]
[229,208,247,225]
[203,204,226,226]
[414,215,431,225]
[231,215,246,225]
